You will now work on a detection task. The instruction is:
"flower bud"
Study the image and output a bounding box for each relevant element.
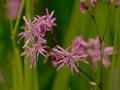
[80,0,88,13]
[115,0,120,7]
[90,0,97,8]
[108,0,113,4]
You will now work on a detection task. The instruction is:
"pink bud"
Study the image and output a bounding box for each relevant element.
[108,0,113,4]
[90,0,97,7]
[115,0,120,7]
[80,0,88,13]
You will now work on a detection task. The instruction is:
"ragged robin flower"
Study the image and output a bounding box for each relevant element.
[18,8,56,68]
[21,37,47,69]
[87,37,114,70]
[49,37,88,74]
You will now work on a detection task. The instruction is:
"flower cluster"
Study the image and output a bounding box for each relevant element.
[80,0,120,13]
[87,37,114,69]
[49,37,88,74]
[18,9,114,73]
[18,8,56,69]
[49,36,113,73]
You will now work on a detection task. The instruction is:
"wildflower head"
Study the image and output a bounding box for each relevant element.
[45,8,57,30]
[21,37,47,69]
[33,9,56,37]
[87,37,114,70]
[49,37,88,74]
[18,9,56,69]
[102,47,114,68]
[72,36,88,54]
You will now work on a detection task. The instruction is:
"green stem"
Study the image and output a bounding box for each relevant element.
[98,6,116,90]
[24,0,33,90]
[93,18,101,38]
[26,0,33,18]
[12,0,25,39]
[98,4,111,90]
[24,1,39,90]
[95,40,103,90]
[112,8,120,75]
[78,68,95,82]
[102,8,116,41]
[88,9,104,90]
[87,10,101,38]
[100,41,103,90]
[10,20,13,32]
[10,0,25,90]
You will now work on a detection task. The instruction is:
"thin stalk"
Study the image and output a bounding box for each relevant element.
[98,4,111,90]
[24,1,39,90]
[94,39,103,90]
[99,41,104,90]
[77,68,97,87]
[78,67,95,82]
[111,8,120,82]
[93,18,101,38]
[12,0,25,39]
[10,0,25,90]
[98,7,116,90]
[87,10,101,38]
[9,8,17,90]
[87,8,104,90]
[10,20,13,32]
[24,0,33,90]
[102,8,116,41]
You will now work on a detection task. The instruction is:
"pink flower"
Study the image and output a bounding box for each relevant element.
[50,45,88,74]
[33,9,56,36]
[18,8,56,43]
[44,8,57,30]
[18,16,34,48]
[80,0,88,13]
[90,0,97,7]
[102,47,114,68]
[21,38,47,69]
[7,0,21,20]
[72,36,88,54]
[87,37,114,69]
[87,48,100,69]
[18,9,56,69]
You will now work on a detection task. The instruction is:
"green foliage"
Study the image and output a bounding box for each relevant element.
[0,0,120,90]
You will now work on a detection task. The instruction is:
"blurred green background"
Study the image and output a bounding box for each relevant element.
[0,0,120,90]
